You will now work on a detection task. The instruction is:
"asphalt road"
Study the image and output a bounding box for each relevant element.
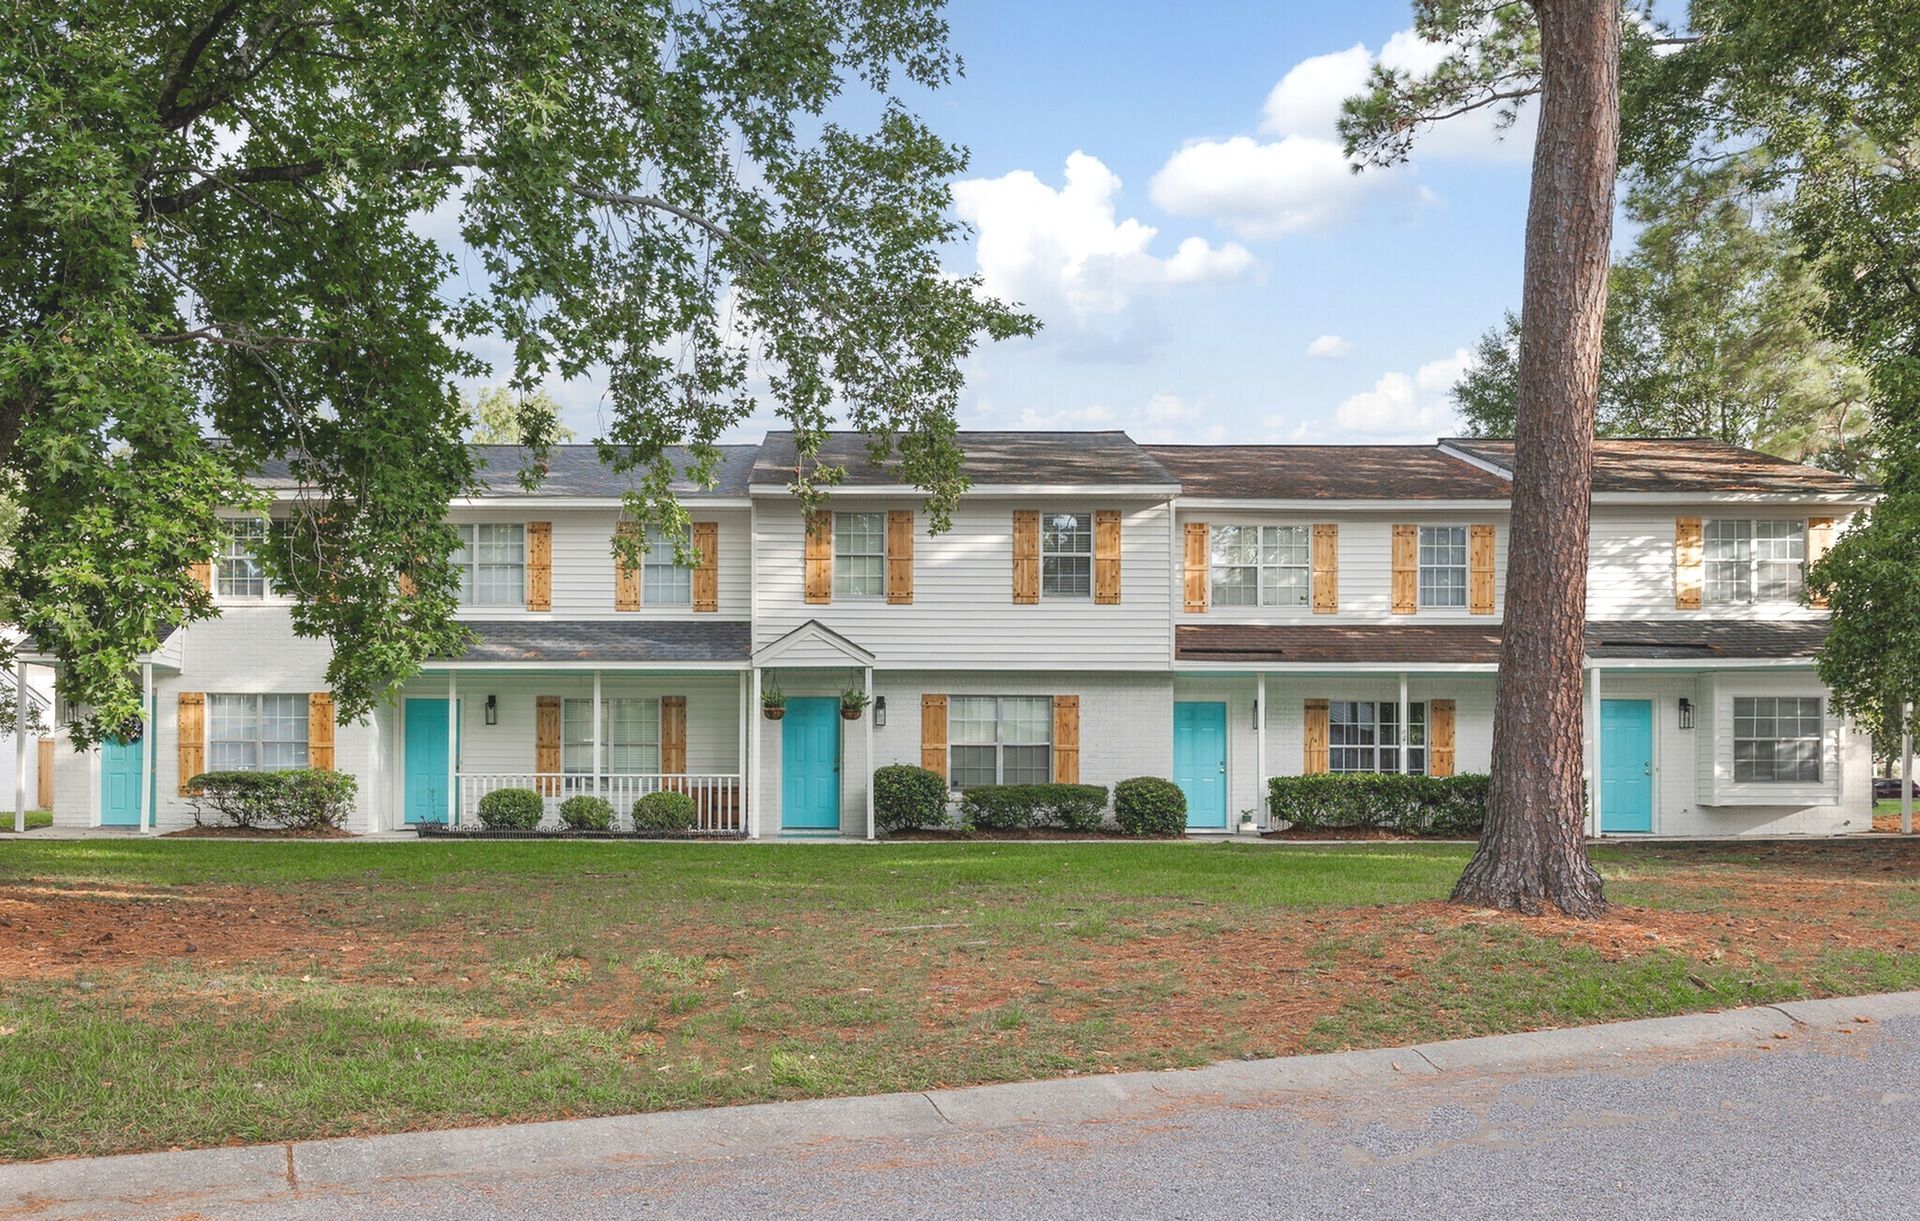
[183,1012,1919,1221]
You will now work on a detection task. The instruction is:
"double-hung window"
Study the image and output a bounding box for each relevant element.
[1328,701,1426,774]
[207,694,308,771]
[1040,513,1093,598]
[834,512,886,598]
[1733,696,1822,783]
[1705,520,1805,604]
[453,524,526,606]
[642,526,692,606]
[949,696,1052,787]
[216,518,270,599]
[1418,527,1468,608]
[1210,525,1310,607]
[562,698,662,775]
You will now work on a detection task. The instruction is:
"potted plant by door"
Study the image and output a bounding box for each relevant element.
[840,688,870,721]
[761,687,788,721]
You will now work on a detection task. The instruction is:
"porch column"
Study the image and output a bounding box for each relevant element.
[13,657,28,834]
[1255,672,1267,828]
[592,669,602,800]
[140,662,155,834]
[447,670,459,828]
[1903,701,1913,836]
[736,671,748,832]
[1398,673,1410,775]
[747,667,762,838]
[863,665,875,841]
[1588,665,1602,836]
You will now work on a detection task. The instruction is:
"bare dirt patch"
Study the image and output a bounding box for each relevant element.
[162,826,353,839]
[0,885,324,978]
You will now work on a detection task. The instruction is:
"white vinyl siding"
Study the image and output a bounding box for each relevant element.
[1733,696,1821,783]
[1210,524,1309,607]
[216,518,270,599]
[207,693,307,771]
[1418,526,1467,608]
[642,526,691,607]
[1040,512,1093,599]
[454,523,525,606]
[1329,700,1425,774]
[949,695,1051,787]
[833,511,886,598]
[562,697,661,774]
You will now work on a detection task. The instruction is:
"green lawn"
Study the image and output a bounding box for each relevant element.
[0,809,52,833]
[3,838,1918,1162]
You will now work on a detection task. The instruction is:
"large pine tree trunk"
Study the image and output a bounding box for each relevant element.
[1452,0,1618,917]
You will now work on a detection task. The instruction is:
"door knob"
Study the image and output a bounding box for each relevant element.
[1643,763,1651,776]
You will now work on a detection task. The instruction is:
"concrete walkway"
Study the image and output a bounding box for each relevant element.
[6,991,1919,1219]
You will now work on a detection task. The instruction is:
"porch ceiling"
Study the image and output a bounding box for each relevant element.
[441,619,751,665]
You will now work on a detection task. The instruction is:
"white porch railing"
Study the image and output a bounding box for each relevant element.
[456,773,744,834]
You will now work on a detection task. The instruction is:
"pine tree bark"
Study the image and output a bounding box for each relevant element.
[1452,0,1618,917]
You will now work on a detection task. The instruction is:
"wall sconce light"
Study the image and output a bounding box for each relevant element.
[485,694,498,726]
[1677,697,1693,730]
[874,695,887,727]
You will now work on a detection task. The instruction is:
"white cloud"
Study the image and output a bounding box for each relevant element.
[951,152,1255,324]
[1259,43,1372,139]
[1321,347,1476,442]
[1305,334,1354,359]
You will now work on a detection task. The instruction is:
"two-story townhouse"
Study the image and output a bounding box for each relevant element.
[35,430,1876,839]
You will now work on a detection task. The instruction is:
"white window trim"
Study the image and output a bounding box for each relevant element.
[1040,511,1094,600]
[642,525,693,607]
[206,693,309,772]
[1731,695,1823,784]
[453,523,527,607]
[562,696,662,775]
[1704,518,1807,606]
[1328,700,1427,775]
[214,517,272,601]
[1208,524,1310,608]
[1417,526,1468,609]
[949,695,1053,788]
[832,511,888,600]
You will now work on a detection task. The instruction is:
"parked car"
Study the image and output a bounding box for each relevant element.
[1874,777,1912,801]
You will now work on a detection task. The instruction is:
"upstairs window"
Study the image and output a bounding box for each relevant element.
[833,512,886,598]
[453,524,525,606]
[207,694,308,771]
[1418,527,1468,608]
[1329,701,1426,774]
[1733,696,1821,783]
[643,525,692,606]
[1210,525,1310,607]
[562,698,662,774]
[949,696,1052,787]
[216,518,270,599]
[1041,512,1093,598]
[1705,520,1804,604]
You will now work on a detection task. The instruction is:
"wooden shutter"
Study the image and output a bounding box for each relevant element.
[525,521,552,612]
[307,692,335,771]
[886,510,914,604]
[1806,517,1835,608]
[535,695,562,794]
[1012,510,1040,604]
[1094,511,1122,605]
[188,560,212,593]
[1674,516,1703,610]
[1428,699,1456,778]
[1052,695,1080,783]
[692,521,719,612]
[920,694,948,776]
[1311,523,1338,614]
[177,692,205,795]
[614,521,641,611]
[1468,524,1496,615]
[804,511,833,605]
[661,696,687,773]
[1303,699,1329,775]
[1391,524,1418,615]
[1183,521,1209,613]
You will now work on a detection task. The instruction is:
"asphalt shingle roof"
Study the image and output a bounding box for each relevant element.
[1443,438,1871,497]
[751,431,1177,488]
[251,445,757,498]
[1145,445,1511,500]
[1175,619,1829,665]
[449,620,751,664]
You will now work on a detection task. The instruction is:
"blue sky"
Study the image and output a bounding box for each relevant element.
[542,1,1549,447]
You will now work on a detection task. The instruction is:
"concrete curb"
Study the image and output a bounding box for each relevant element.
[6,990,1919,1215]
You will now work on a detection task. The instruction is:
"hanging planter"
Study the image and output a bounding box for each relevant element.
[840,688,870,721]
[761,688,788,721]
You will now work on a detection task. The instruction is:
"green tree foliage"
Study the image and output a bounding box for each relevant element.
[465,386,573,446]
[1,1,1031,744]
[1454,160,1872,474]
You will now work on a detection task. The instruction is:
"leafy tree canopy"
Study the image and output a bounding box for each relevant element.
[2,0,1032,744]
[466,386,573,446]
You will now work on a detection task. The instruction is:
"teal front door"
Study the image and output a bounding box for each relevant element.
[781,698,841,831]
[404,698,459,825]
[100,734,144,827]
[1600,698,1654,834]
[1173,701,1229,830]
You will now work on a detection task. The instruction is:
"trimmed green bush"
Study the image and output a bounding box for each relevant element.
[476,786,544,831]
[632,790,698,833]
[1113,777,1187,837]
[1267,773,1489,837]
[959,783,1108,832]
[557,794,615,831]
[187,769,356,831]
[874,764,950,833]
